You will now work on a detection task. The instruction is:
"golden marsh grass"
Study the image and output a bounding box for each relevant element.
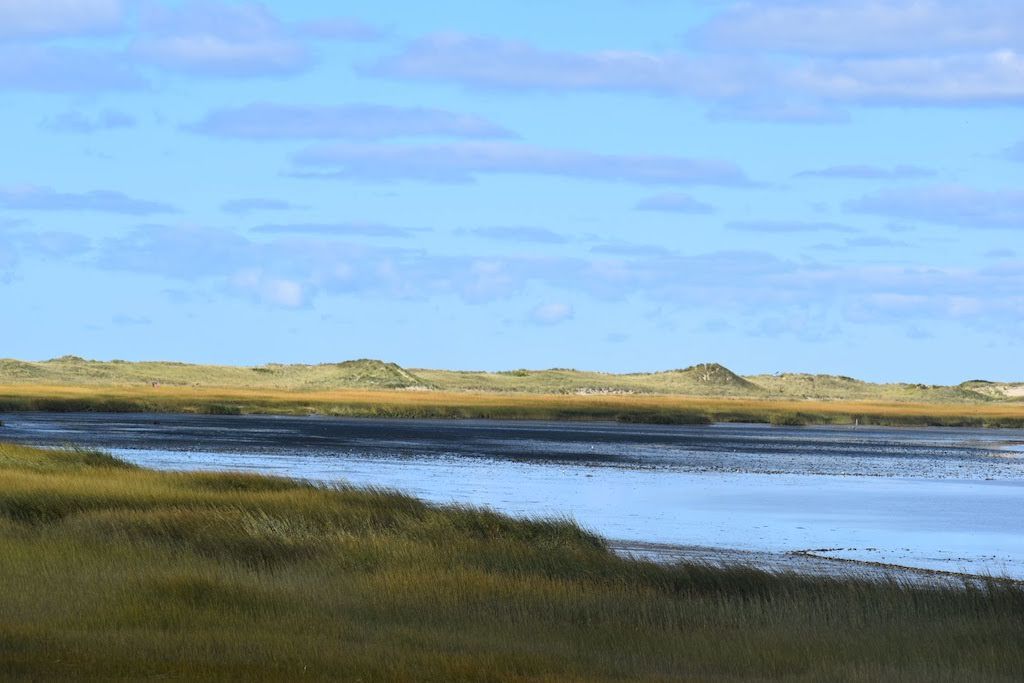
[3,383,1024,427]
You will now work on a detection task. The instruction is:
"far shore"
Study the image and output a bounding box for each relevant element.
[3,382,1024,429]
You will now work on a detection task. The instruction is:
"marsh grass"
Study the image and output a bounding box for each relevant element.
[616,410,713,425]
[0,442,1022,680]
[3,383,1024,428]
[769,412,814,426]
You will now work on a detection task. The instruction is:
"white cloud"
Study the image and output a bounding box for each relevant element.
[847,185,1024,229]
[44,109,136,134]
[1005,141,1024,163]
[694,1,1024,56]
[263,278,304,308]
[16,231,92,257]
[726,220,860,234]
[0,0,123,39]
[90,223,1024,332]
[231,269,305,308]
[463,226,569,244]
[0,185,175,215]
[796,164,934,180]
[221,198,302,214]
[367,7,1024,115]
[367,33,760,97]
[635,193,715,214]
[0,2,387,89]
[133,1,310,77]
[296,17,384,42]
[0,227,92,280]
[0,45,144,92]
[251,222,420,238]
[292,141,751,185]
[188,103,514,140]
[787,50,1024,104]
[530,302,574,325]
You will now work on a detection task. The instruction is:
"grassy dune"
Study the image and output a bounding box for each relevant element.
[0,356,427,391]
[4,356,1023,403]
[3,356,1023,427]
[3,382,1024,428]
[0,442,1022,680]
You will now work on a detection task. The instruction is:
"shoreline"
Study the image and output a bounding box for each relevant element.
[610,540,1023,587]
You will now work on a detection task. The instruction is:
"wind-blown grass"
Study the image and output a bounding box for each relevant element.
[0,442,1022,680]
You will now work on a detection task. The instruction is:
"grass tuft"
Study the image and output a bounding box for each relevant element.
[769,412,812,426]
[617,410,712,425]
[199,403,243,415]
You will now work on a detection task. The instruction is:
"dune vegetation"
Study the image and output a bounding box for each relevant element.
[4,356,1024,402]
[2,356,1024,428]
[0,441,1022,680]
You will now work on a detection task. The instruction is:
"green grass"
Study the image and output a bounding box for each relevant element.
[0,442,1022,680]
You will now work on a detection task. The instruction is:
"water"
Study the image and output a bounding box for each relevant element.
[2,412,1023,579]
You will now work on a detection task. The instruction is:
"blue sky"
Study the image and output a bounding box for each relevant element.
[2,0,1023,383]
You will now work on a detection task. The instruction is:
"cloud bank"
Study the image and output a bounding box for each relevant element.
[847,185,1024,229]
[367,4,1024,118]
[0,186,176,215]
[189,103,514,140]
[292,142,752,185]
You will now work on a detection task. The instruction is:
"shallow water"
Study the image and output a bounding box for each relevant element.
[2,412,1023,578]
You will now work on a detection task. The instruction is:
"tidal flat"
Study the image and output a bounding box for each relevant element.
[3,413,1023,579]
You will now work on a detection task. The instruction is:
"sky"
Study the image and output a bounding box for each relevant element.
[1,0,1023,383]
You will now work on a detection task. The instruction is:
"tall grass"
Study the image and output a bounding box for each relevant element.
[3,383,1024,428]
[0,442,1021,680]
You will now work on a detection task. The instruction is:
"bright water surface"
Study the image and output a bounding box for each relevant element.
[2,412,1022,578]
